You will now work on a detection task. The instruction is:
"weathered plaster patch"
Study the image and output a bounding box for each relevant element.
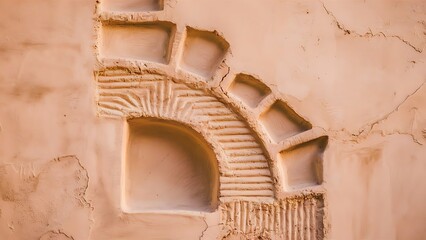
[0,155,92,239]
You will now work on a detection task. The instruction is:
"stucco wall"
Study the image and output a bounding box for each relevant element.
[0,0,425,239]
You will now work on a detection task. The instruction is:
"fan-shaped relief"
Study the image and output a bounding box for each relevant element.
[96,68,276,206]
[218,72,328,238]
[95,4,328,238]
[222,73,326,190]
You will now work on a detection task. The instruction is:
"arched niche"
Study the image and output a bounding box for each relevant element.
[122,117,219,213]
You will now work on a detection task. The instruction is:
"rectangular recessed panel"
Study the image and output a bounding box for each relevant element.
[102,0,164,12]
[260,100,312,143]
[101,22,174,63]
[179,27,229,79]
[229,74,271,108]
[279,137,327,190]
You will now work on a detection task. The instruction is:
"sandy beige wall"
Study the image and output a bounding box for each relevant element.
[0,0,425,239]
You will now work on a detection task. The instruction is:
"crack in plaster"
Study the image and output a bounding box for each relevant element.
[356,80,426,138]
[58,155,95,238]
[218,65,231,94]
[39,230,75,240]
[317,80,425,145]
[378,130,423,145]
[199,217,208,240]
[59,155,94,210]
[321,2,423,53]
[318,126,424,147]
[221,65,231,83]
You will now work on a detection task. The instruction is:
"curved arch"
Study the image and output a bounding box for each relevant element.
[96,68,275,201]
[94,3,329,238]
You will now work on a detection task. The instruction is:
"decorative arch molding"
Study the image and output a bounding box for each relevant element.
[96,67,275,202]
[94,1,329,238]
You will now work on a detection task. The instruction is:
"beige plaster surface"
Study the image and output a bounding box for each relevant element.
[0,0,425,239]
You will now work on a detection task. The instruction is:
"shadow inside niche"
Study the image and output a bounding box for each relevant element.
[123,118,219,213]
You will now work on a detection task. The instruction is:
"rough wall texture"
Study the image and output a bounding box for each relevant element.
[0,0,425,239]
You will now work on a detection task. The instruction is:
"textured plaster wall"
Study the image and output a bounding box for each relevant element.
[0,0,425,239]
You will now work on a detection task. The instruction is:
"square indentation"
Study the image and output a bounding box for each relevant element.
[101,22,175,64]
[278,137,327,190]
[102,0,164,12]
[260,100,312,143]
[179,27,229,79]
[229,74,271,108]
